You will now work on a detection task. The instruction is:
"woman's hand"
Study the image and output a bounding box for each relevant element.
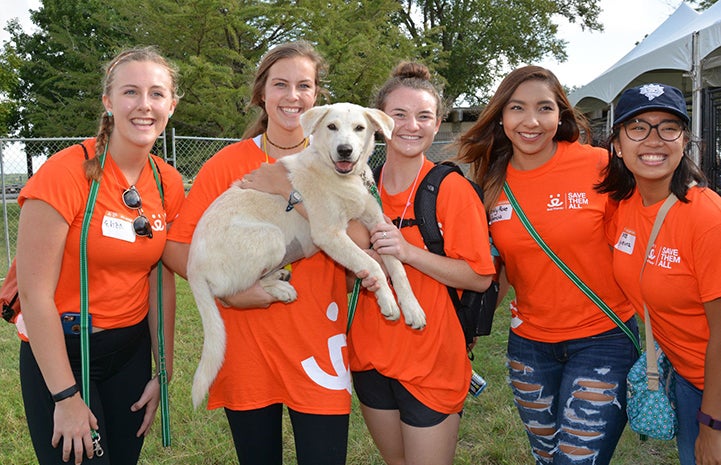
[369,218,411,263]
[131,375,161,437]
[52,395,99,464]
[236,162,291,197]
[217,282,279,309]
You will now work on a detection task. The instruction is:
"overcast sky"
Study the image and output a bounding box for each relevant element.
[1,0,687,89]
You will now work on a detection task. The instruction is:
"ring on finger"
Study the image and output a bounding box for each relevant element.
[382,231,387,239]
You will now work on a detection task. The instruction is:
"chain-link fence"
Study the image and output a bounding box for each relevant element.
[0,135,456,275]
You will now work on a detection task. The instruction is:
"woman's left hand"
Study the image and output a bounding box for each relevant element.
[236,162,290,197]
[370,220,411,263]
[695,427,721,464]
[131,376,161,437]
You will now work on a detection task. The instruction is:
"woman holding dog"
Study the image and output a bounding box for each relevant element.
[163,41,355,465]
[15,46,184,464]
[596,83,721,465]
[455,66,639,465]
[347,62,496,465]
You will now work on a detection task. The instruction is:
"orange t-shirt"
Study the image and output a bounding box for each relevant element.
[611,187,721,389]
[489,140,635,342]
[348,157,496,414]
[168,138,352,414]
[18,139,185,329]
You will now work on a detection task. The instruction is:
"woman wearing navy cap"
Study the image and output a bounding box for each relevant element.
[597,83,721,465]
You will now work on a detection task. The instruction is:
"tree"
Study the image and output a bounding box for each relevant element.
[395,0,603,105]
[1,0,604,143]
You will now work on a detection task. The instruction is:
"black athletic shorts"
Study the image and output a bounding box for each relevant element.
[352,369,460,427]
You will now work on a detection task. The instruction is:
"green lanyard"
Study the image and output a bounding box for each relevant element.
[79,145,171,447]
[502,181,642,355]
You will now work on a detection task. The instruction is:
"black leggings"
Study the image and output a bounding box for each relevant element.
[20,318,151,464]
[225,404,349,465]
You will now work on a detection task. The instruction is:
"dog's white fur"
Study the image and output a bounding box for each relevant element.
[187,103,426,407]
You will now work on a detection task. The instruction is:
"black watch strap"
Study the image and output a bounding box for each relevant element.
[52,383,80,403]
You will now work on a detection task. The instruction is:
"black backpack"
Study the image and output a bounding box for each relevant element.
[373,161,500,355]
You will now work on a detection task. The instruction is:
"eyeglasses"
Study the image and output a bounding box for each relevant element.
[122,186,153,238]
[622,119,685,142]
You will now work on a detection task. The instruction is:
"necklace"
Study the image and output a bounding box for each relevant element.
[379,159,424,229]
[263,133,308,150]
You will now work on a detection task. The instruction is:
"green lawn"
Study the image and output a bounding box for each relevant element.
[0,278,679,464]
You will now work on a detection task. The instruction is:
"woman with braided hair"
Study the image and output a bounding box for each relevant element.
[16,46,185,464]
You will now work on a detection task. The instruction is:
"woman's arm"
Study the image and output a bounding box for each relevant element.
[369,221,492,292]
[695,297,721,464]
[16,199,98,462]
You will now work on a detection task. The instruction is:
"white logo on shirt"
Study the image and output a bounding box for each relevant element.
[546,192,590,211]
[300,302,352,393]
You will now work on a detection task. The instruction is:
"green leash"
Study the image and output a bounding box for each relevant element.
[346,180,383,333]
[79,146,172,453]
[149,157,171,447]
[79,142,107,456]
[502,181,642,355]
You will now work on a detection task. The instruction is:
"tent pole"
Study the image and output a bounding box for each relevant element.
[692,31,702,166]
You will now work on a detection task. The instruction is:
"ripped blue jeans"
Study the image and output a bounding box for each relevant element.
[506,318,639,465]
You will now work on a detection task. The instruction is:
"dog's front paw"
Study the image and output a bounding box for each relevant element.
[377,293,401,321]
[401,300,426,330]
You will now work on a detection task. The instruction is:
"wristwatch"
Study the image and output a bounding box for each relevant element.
[697,410,721,430]
[286,189,303,212]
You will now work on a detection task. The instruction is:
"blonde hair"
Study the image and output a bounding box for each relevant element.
[85,46,181,180]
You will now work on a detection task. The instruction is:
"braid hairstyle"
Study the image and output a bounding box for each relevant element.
[85,46,181,181]
[242,40,328,139]
[455,65,590,214]
[373,61,446,120]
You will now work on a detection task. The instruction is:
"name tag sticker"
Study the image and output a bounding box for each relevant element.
[102,212,136,242]
[614,229,635,255]
[490,203,513,224]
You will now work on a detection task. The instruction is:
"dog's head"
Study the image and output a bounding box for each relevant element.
[300,103,394,175]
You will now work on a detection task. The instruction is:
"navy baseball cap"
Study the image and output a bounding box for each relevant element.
[613,83,689,126]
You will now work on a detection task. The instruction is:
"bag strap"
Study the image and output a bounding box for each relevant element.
[502,181,642,355]
[640,194,678,391]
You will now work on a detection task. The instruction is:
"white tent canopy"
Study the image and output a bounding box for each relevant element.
[569,1,721,155]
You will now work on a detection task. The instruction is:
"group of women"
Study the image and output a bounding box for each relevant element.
[12,39,721,465]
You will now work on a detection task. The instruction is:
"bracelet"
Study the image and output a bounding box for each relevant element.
[697,410,721,430]
[52,384,80,403]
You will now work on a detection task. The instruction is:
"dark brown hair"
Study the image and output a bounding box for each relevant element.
[373,61,445,119]
[86,46,181,181]
[242,41,328,139]
[455,65,590,213]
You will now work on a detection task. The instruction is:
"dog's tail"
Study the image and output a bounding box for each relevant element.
[187,271,227,409]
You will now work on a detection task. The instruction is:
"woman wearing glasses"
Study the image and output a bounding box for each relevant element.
[455,66,638,465]
[596,83,721,465]
[15,46,185,464]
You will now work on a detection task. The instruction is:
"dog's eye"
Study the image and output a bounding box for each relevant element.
[354,125,365,132]
[327,123,337,131]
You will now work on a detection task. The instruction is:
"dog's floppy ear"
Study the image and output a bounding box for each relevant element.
[363,108,394,140]
[301,105,331,137]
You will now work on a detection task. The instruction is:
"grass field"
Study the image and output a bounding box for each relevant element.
[0,278,679,464]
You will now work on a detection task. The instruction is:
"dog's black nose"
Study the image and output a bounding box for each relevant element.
[337,144,353,159]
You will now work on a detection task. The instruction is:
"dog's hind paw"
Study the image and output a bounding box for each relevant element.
[260,272,297,303]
